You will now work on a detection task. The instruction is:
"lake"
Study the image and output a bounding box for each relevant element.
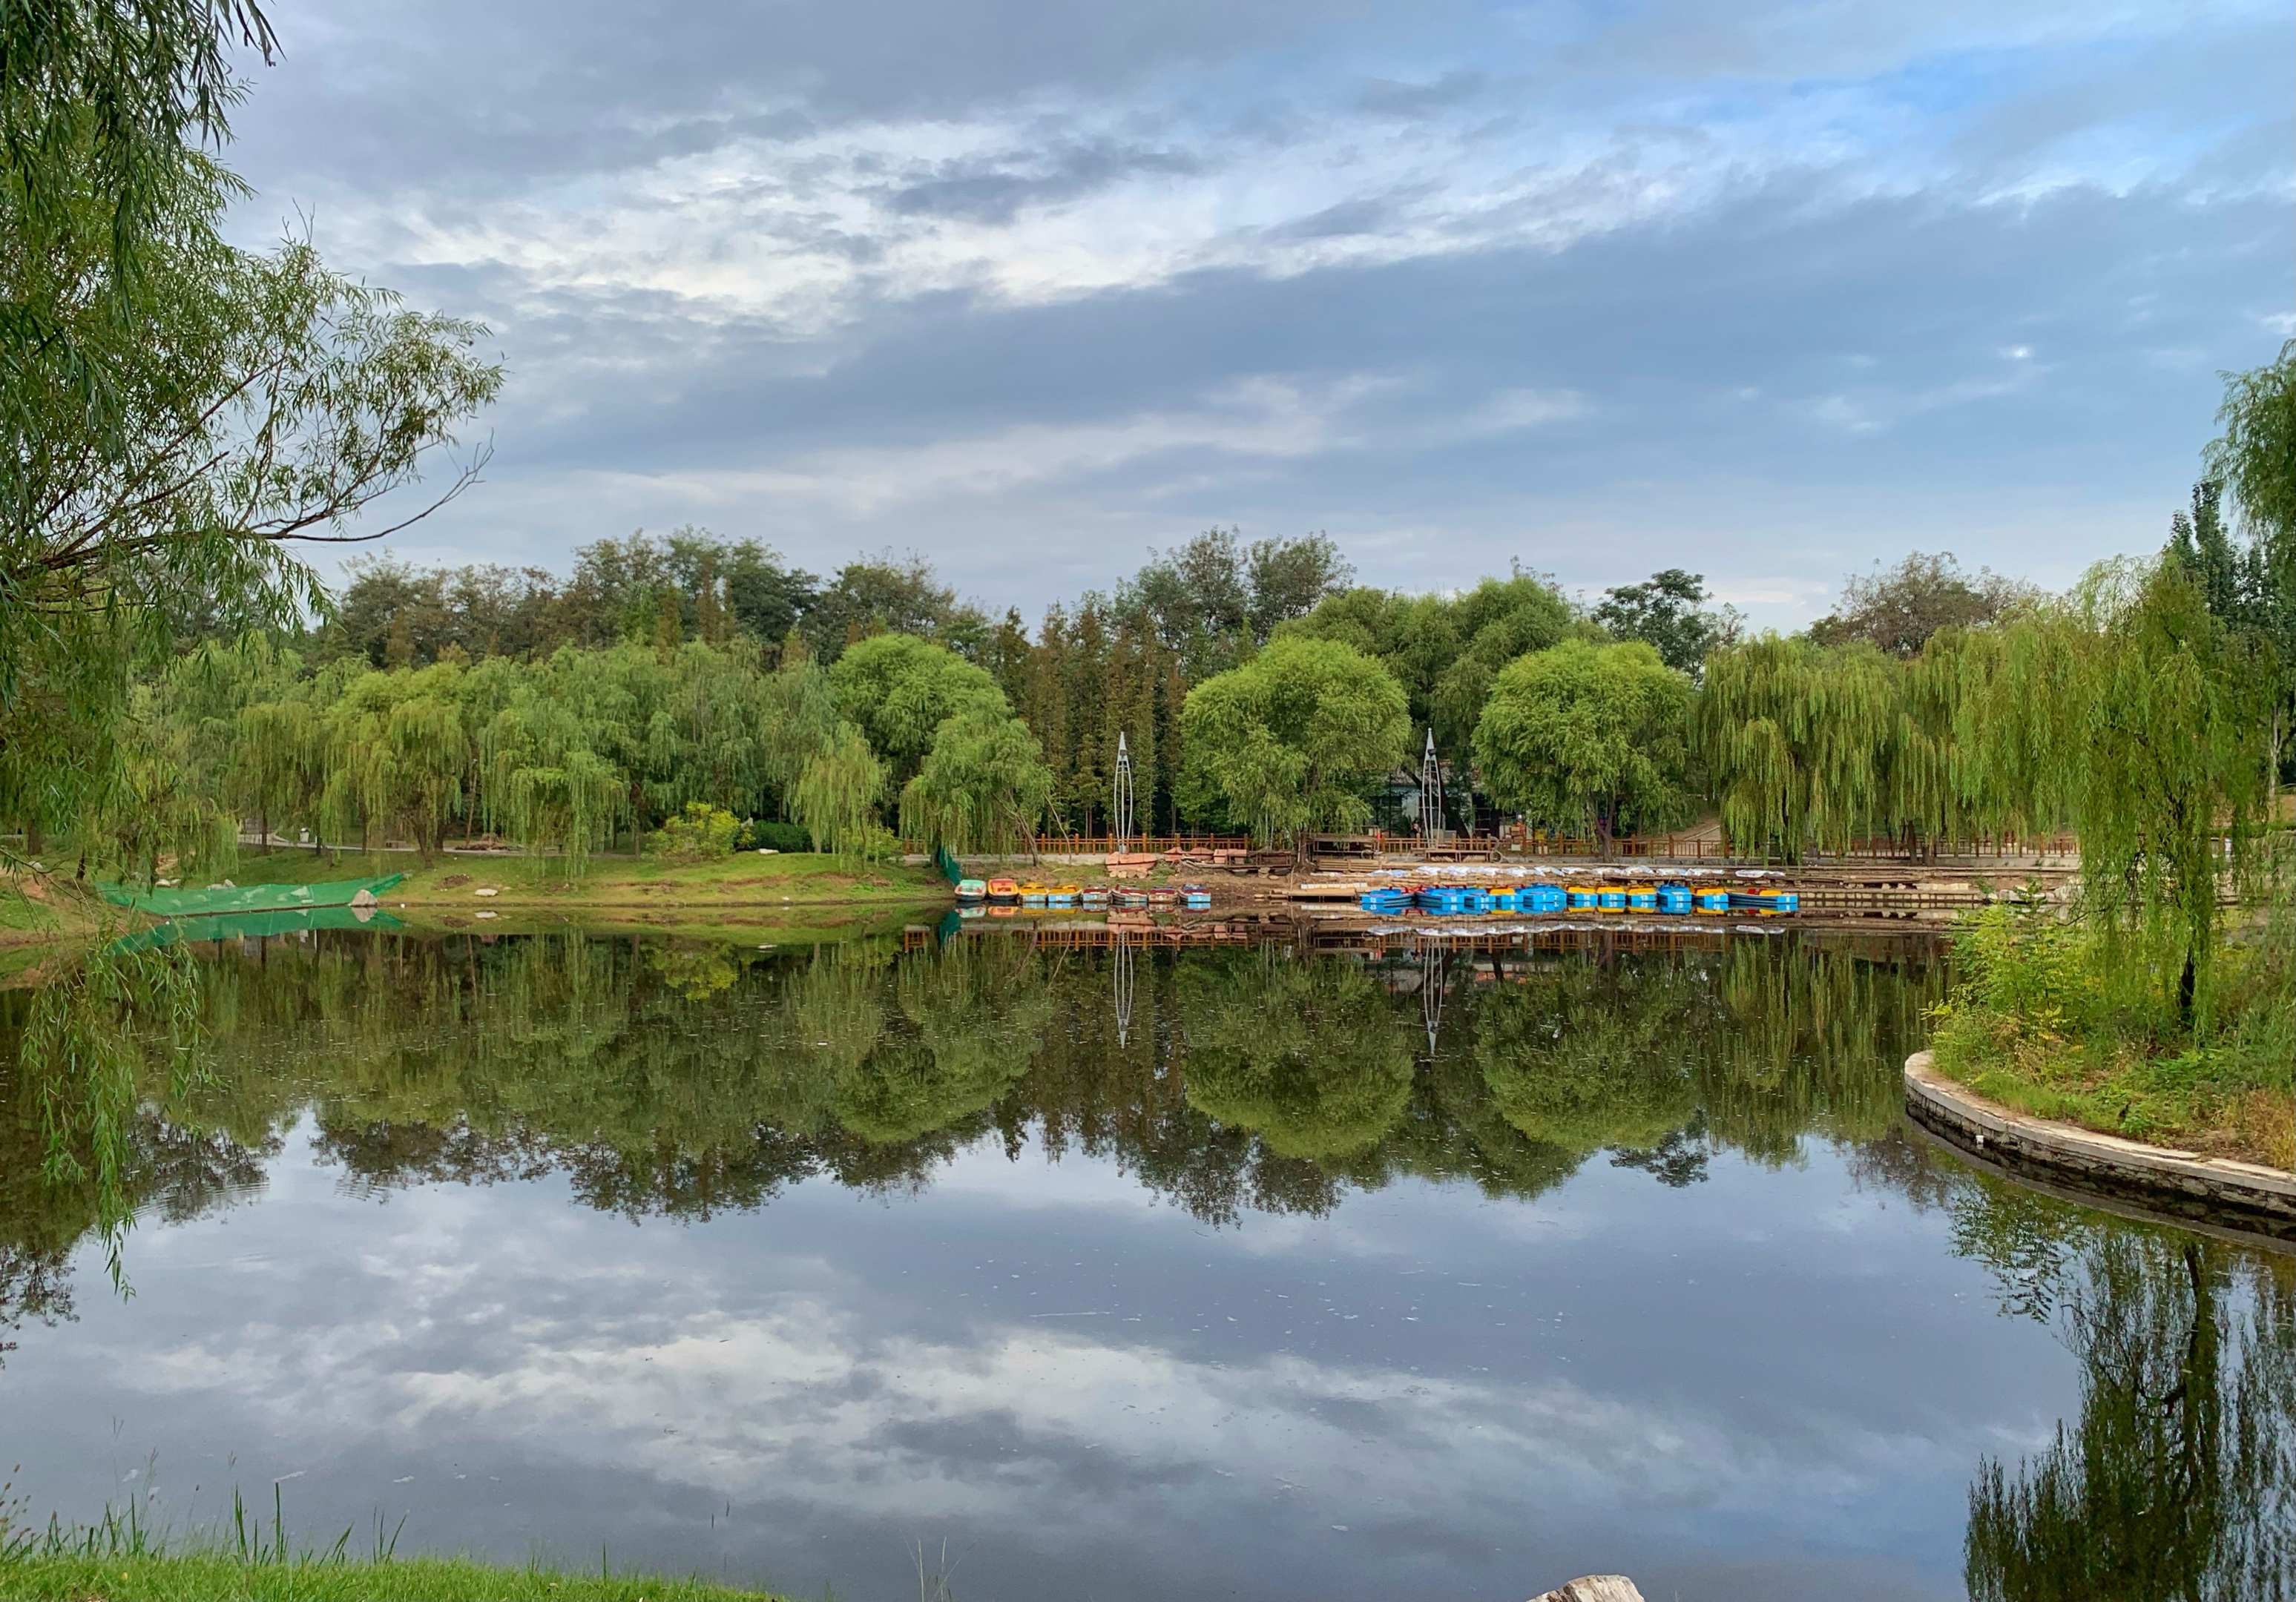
[2,926,2289,1600]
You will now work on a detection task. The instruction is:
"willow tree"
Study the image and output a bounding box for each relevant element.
[2202,342,2296,801]
[1472,639,1692,847]
[1694,636,1905,860]
[1895,622,2079,850]
[2062,561,2271,1021]
[480,685,625,874]
[898,707,1056,854]
[791,722,887,857]
[1,4,499,877]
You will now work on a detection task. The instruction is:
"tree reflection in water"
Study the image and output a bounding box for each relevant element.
[1,929,1942,1238]
[5,925,2293,1594]
[1948,1182,2296,1602]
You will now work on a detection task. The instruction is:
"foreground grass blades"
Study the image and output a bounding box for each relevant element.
[0,1552,777,1600]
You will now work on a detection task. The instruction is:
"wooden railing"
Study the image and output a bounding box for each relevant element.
[1341,831,2079,863]
[1020,834,1254,856]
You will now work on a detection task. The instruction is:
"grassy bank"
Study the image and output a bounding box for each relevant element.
[1927,890,2296,1169]
[0,1551,775,1601]
[0,874,107,954]
[226,846,951,929]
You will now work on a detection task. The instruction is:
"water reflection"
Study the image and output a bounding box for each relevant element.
[1,928,2289,1599]
[6,929,1943,1242]
[1948,1186,2296,1601]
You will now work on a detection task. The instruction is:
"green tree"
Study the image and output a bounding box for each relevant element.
[2061,561,2272,1020]
[2200,346,2296,795]
[1,13,499,871]
[1426,570,1579,758]
[1180,635,1409,846]
[1695,636,1906,859]
[1473,639,1693,846]
[1593,568,1741,677]
[791,723,887,857]
[1809,553,2037,658]
[898,708,1057,854]
[827,632,1008,782]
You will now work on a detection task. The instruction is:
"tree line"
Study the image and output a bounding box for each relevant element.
[3,0,2292,930]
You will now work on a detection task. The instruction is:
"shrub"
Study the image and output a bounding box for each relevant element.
[738,819,813,853]
[651,802,740,861]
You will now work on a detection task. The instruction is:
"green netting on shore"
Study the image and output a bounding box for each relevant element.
[96,874,406,918]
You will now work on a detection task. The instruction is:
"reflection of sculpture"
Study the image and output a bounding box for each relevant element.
[1955,1190,2295,1601]
[1179,954,1413,1160]
[1112,928,1134,1049]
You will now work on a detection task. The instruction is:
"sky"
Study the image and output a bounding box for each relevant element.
[223,0,2295,628]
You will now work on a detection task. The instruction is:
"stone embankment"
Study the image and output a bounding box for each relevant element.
[1904,1051,2296,1241]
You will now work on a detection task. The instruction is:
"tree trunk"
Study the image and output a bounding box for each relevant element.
[2178,946,2197,1029]
[24,817,41,856]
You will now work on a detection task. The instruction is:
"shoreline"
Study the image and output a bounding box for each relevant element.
[1904,1050,2296,1242]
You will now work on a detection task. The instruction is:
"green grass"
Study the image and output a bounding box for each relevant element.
[0,1500,780,1602]
[227,846,951,912]
[1927,895,2296,1168]
[0,1552,776,1600]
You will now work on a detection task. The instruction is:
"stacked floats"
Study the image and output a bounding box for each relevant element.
[1361,880,1795,917]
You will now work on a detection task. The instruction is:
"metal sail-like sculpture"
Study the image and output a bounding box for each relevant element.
[1418,728,1443,840]
[1113,730,1136,849]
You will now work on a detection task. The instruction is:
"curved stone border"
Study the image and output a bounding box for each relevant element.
[1904,1051,2296,1242]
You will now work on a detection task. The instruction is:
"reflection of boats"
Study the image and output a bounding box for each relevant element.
[1181,883,1211,909]
[986,877,1019,904]
[955,877,987,903]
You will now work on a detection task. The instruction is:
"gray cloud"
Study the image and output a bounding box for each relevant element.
[215,0,2292,624]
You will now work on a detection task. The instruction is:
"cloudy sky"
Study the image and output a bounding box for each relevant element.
[225,0,2292,627]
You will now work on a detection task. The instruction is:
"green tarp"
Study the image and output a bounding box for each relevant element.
[96,874,406,918]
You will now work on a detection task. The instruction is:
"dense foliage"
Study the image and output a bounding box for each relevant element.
[1180,635,1411,846]
[1473,639,1693,844]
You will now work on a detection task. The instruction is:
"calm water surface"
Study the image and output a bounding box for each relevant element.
[1,927,2289,1600]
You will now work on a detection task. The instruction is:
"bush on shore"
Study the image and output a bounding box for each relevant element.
[1928,864,2296,1166]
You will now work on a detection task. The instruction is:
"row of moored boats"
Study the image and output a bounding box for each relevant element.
[956,877,1213,910]
[1360,882,1797,917]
